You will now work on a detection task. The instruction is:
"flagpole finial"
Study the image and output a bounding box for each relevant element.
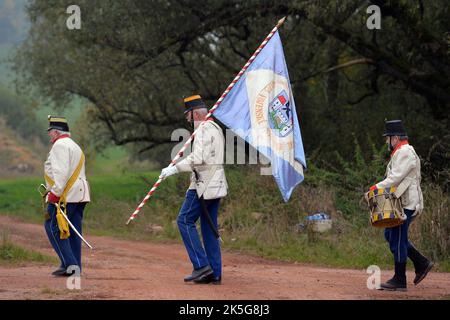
[277,16,286,28]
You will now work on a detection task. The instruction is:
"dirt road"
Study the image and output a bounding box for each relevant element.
[0,216,449,300]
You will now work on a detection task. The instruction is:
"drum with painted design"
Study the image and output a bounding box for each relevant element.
[366,186,406,228]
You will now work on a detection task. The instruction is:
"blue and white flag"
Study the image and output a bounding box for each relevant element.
[214,31,306,202]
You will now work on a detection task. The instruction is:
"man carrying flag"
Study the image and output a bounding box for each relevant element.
[126,18,302,223]
[213,29,306,202]
[127,19,305,278]
[159,95,228,284]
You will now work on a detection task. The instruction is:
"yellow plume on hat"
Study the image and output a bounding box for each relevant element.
[184,95,202,103]
[47,115,69,131]
[183,94,206,114]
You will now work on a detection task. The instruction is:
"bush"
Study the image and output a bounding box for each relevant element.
[306,136,386,225]
[410,183,450,263]
[0,87,46,143]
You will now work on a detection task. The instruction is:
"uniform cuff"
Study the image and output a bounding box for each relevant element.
[48,192,60,203]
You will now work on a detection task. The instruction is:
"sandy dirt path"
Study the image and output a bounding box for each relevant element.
[0,216,449,300]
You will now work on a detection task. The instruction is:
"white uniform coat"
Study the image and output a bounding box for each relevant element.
[376,144,423,215]
[176,120,228,200]
[44,137,91,203]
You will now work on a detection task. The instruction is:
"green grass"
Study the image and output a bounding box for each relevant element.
[0,233,56,265]
[226,232,393,270]
[89,146,129,175]
[0,170,185,240]
[0,167,448,272]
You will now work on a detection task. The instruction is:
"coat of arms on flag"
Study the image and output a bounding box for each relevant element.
[268,90,293,137]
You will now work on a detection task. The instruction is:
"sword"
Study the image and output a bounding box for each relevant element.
[54,203,93,250]
[193,169,223,243]
[199,195,223,243]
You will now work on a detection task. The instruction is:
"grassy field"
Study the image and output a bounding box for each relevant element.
[1,165,447,272]
[0,231,57,266]
[0,142,448,271]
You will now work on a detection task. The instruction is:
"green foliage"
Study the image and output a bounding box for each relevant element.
[0,86,46,143]
[12,0,450,174]
[0,44,15,86]
[332,137,386,220]
[306,137,386,224]
[334,136,387,192]
[410,183,450,263]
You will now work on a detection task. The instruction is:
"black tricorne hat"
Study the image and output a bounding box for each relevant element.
[47,115,69,132]
[183,95,207,114]
[383,120,407,138]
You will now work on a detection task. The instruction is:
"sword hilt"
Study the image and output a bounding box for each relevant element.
[37,184,49,198]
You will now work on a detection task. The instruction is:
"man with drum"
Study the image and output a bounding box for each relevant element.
[369,120,433,291]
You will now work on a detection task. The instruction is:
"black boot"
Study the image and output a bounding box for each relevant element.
[408,245,434,285]
[184,265,213,282]
[193,273,221,285]
[380,262,407,291]
[52,265,79,277]
[51,266,66,276]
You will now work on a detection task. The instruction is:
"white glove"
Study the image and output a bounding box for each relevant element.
[159,165,178,179]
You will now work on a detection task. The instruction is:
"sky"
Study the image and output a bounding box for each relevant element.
[0,0,28,87]
[0,0,28,45]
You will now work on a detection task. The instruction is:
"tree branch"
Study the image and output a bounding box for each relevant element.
[299,58,375,82]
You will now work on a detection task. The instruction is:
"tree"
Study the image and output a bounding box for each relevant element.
[0,86,46,143]
[13,0,450,174]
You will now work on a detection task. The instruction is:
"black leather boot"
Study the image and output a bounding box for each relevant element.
[51,266,67,276]
[380,262,407,291]
[193,273,221,285]
[52,265,80,277]
[408,245,433,285]
[184,265,213,282]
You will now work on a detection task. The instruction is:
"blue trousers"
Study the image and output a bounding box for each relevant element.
[384,209,415,263]
[177,189,222,278]
[45,203,86,270]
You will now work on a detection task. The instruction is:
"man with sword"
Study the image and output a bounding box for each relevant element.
[160,95,228,285]
[41,116,91,276]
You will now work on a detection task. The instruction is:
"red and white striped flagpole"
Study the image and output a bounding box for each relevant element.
[126,17,286,225]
